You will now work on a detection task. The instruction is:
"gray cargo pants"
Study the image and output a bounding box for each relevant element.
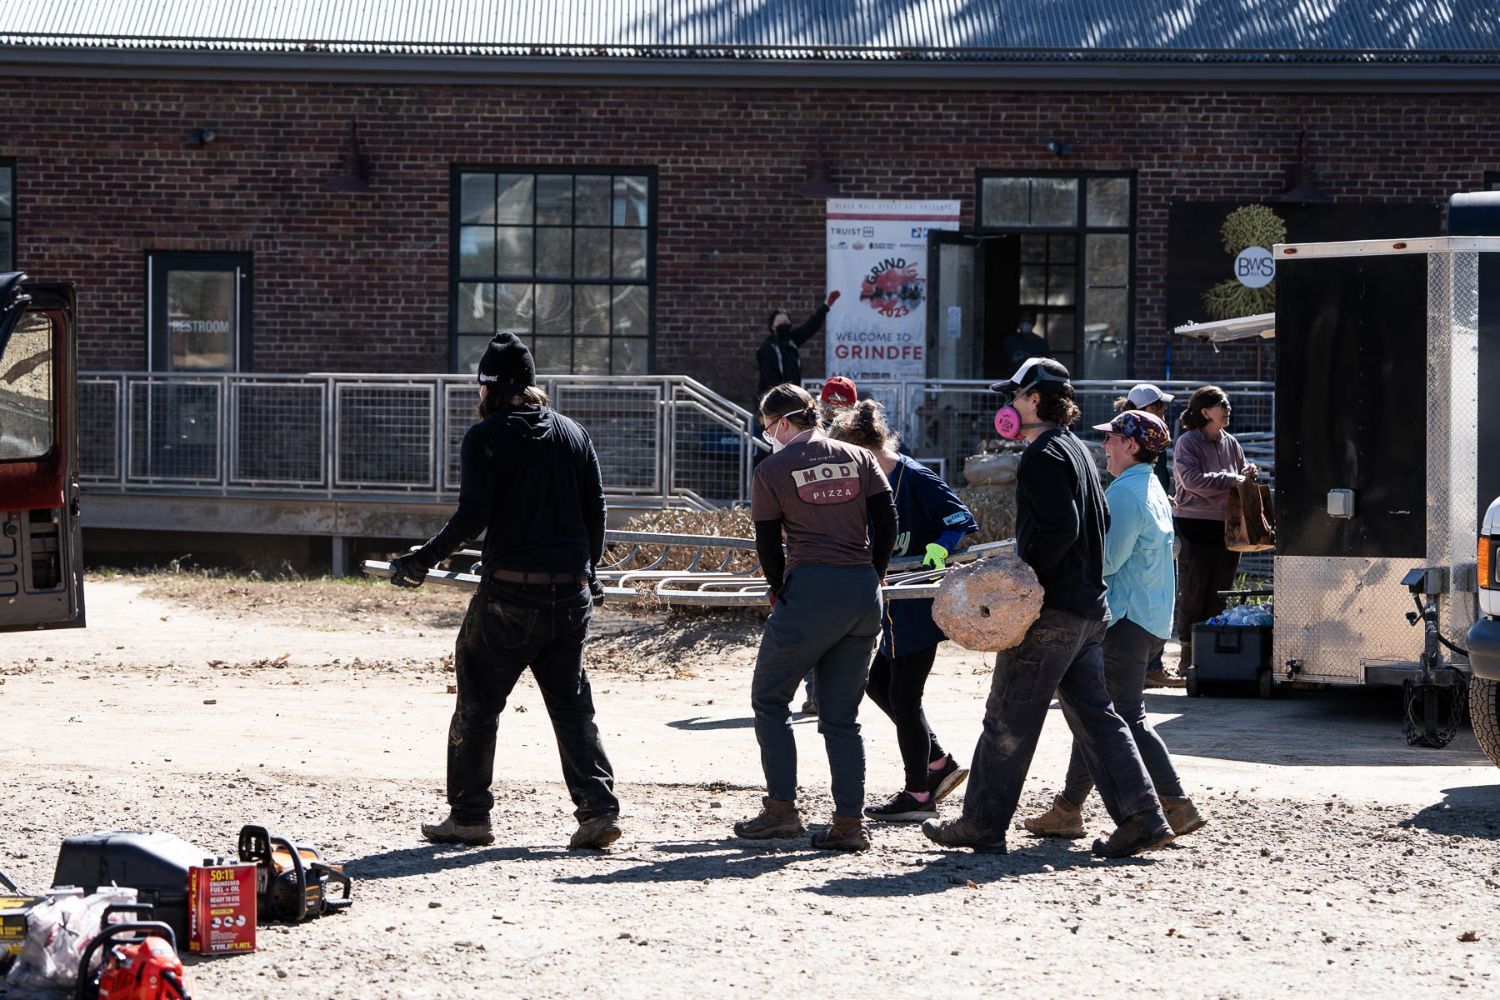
[750,564,882,817]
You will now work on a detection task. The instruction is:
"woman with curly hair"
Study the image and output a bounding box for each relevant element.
[828,400,978,823]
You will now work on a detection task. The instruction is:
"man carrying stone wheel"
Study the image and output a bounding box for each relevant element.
[922,358,1174,858]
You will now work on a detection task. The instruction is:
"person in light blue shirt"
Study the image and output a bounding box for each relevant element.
[1021,410,1207,841]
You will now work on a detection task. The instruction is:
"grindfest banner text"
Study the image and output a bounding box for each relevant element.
[824,199,960,381]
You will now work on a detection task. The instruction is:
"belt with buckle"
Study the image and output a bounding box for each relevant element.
[490,569,586,586]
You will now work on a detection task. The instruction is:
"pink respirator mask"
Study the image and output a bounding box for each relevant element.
[994,405,1024,441]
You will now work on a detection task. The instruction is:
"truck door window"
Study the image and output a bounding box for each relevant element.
[0,311,53,461]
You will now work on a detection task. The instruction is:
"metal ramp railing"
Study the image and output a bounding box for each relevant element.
[361,531,1012,607]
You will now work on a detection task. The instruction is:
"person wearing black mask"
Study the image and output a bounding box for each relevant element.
[387,333,621,852]
[756,290,841,398]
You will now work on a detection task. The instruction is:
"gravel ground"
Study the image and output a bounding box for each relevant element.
[3,577,1498,998]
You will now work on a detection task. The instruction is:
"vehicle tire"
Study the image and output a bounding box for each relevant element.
[1185,666,1201,698]
[1471,676,1500,769]
[1256,668,1278,700]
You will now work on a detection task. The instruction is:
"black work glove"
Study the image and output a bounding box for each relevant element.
[588,565,606,607]
[388,552,430,588]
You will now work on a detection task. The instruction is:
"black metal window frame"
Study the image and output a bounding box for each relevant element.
[0,158,14,272]
[973,170,1137,378]
[449,165,657,376]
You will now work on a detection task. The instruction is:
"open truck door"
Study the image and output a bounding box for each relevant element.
[0,272,84,631]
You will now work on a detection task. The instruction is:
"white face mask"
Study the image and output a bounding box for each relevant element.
[765,416,787,453]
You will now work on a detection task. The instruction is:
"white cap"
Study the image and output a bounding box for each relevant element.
[1126,383,1174,407]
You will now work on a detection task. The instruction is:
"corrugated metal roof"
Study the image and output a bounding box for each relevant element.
[1,0,1498,60]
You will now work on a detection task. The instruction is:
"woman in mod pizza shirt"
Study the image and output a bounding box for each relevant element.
[733,383,898,852]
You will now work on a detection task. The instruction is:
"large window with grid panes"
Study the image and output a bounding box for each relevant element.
[976,172,1135,378]
[1,160,14,271]
[451,168,654,376]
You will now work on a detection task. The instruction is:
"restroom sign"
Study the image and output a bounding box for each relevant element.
[1234,246,1275,289]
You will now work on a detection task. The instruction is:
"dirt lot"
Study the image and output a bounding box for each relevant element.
[4,574,1499,999]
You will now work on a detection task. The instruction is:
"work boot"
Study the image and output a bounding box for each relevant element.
[920,816,1006,854]
[927,756,970,804]
[1161,795,1207,836]
[420,813,495,847]
[1022,794,1086,839]
[810,816,871,852]
[733,797,806,840]
[1092,810,1174,859]
[1145,664,1187,688]
[569,813,622,851]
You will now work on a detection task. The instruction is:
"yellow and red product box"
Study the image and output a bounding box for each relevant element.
[188,862,256,955]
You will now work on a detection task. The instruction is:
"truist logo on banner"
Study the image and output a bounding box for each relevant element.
[792,462,863,504]
[860,257,925,318]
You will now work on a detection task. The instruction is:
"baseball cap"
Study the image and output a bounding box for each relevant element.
[821,375,858,407]
[1093,410,1171,454]
[1126,383,1175,407]
[990,357,1071,395]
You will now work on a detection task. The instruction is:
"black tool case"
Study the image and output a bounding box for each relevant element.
[51,831,206,942]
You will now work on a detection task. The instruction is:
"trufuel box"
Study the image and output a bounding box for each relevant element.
[188,861,257,955]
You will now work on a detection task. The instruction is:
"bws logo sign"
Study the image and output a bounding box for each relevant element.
[792,462,863,505]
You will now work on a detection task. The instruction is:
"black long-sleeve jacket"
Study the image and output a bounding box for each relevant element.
[1015,428,1110,620]
[756,304,829,396]
[415,405,605,577]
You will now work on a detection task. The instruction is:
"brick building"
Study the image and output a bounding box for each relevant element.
[3,1,1499,410]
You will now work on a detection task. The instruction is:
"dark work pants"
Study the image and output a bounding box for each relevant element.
[1063,619,1185,804]
[865,646,946,792]
[447,581,619,824]
[1174,534,1241,648]
[751,564,882,817]
[961,608,1161,836]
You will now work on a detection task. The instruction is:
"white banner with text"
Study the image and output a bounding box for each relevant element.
[824,199,960,382]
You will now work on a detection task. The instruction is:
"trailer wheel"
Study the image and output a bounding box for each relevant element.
[1472,677,1500,769]
[1185,666,1201,698]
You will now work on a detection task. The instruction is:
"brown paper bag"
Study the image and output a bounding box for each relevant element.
[1225,471,1274,552]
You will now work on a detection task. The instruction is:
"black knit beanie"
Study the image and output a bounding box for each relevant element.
[477,333,536,394]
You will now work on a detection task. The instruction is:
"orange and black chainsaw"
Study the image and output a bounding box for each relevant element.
[236,826,351,923]
[75,920,190,1000]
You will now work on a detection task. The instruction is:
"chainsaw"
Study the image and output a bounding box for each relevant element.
[236,826,351,923]
[75,920,190,1000]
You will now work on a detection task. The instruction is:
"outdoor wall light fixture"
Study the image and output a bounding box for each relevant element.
[187,128,218,146]
[1047,140,1074,157]
[1274,130,1332,204]
[323,118,373,194]
[797,159,843,198]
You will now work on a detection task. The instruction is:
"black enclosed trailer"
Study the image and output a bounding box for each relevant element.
[1271,235,1500,690]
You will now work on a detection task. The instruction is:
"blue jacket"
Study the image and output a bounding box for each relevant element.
[881,455,979,658]
[1102,462,1176,640]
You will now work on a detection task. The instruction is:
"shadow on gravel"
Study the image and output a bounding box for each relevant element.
[1402,784,1500,840]
[808,842,1160,898]
[346,843,568,881]
[666,714,819,730]
[556,839,819,885]
[1145,687,1493,768]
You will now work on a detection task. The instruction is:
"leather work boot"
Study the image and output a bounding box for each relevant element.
[921,816,1006,854]
[1092,810,1174,859]
[733,797,806,840]
[1145,664,1187,688]
[420,813,495,847]
[1022,794,1086,839]
[810,816,871,852]
[569,813,623,851]
[1161,795,1207,836]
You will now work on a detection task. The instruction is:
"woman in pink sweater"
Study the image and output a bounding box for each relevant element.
[1172,386,1256,668]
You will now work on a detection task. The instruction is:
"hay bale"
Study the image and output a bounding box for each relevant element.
[614,506,760,574]
[956,485,1017,545]
[931,550,1042,652]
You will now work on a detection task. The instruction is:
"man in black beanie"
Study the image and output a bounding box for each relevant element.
[387,332,621,851]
